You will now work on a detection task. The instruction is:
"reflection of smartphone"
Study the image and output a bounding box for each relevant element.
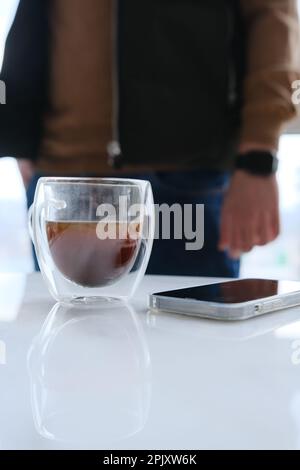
[149,279,300,321]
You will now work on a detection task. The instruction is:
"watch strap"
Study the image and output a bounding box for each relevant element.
[235,151,279,176]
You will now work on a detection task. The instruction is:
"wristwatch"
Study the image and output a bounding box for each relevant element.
[235,150,279,177]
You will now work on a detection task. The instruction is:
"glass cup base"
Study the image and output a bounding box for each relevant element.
[61,296,126,308]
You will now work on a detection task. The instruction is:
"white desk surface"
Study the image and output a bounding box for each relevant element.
[0,273,300,450]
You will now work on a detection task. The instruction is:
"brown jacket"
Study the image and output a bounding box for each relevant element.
[37,0,300,175]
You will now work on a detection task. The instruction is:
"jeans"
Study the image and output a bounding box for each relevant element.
[26,170,240,278]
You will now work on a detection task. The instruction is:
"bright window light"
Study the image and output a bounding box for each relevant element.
[0,0,20,70]
[0,158,24,200]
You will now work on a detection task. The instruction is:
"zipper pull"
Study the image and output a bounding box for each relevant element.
[107,141,123,169]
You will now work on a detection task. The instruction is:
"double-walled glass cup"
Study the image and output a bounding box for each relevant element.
[29,178,154,304]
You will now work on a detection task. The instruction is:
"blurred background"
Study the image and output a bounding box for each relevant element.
[1,1,300,277]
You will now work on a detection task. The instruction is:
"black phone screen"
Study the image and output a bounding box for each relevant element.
[154,279,300,304]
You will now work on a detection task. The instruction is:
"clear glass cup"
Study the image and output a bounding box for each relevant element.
[29,178,154,304]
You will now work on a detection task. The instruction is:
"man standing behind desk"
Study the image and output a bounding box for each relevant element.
[0,0,300,277]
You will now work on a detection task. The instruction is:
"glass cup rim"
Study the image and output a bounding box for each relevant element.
[37,177,149,188]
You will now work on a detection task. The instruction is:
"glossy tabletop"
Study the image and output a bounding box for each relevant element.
[1,273,300,450]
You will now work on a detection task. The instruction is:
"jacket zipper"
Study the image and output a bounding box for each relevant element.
[108,0,122,168]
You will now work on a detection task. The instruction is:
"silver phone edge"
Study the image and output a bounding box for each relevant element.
[148,291,300,321]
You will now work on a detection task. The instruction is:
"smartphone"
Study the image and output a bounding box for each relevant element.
[149,279,300,321]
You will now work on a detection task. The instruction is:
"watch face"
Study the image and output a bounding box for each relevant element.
[235,151,278,176]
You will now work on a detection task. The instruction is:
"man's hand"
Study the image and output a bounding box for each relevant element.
[219,170,280,259]
[18,159,34,189]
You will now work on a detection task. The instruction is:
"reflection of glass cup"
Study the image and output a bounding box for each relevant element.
[29,178,154,304]
[27,303,152,447]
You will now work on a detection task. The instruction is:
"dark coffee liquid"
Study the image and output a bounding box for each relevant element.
[46,221,139,287]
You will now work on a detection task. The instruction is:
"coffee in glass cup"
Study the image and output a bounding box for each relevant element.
[29,178,154,304]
